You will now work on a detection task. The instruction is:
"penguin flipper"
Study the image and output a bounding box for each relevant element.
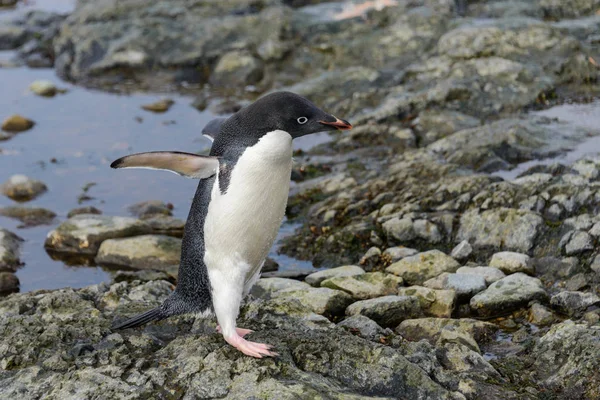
[202,118,227,142]
[111,307,165,330]
[110,151,219,179]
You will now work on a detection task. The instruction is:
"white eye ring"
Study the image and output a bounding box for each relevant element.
[297,117,308,124]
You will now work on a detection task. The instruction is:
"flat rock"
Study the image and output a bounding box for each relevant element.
[456,266,506,285]
[1,175,47,201]
[386,250,460,285]
[1,115,34,133]
[397,318,498,344]
[275,286,354,316]
[0,206,56,227]
[489,251,534,275]
[550,291,600,317]
[470,273,549,317]
[141,215,185,237]
[251,277,311,299]
[424,273,487,301]
[44,215,152,255]
[345,295,422,327]
[128,200,173,218]
[321,272,402,300]
[67,206,102,218]
[0,228,23,271]
[0,272,19,292]
[96,235,181,270]
[397,286,456,318]
[382,246,418,262]
[141,99,174,113]
[304,265,364,286]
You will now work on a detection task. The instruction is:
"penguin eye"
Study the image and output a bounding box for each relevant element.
[297,117,308,124]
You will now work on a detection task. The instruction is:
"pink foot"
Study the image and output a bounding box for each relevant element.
[224,334,278,358]
[216,325,253,338]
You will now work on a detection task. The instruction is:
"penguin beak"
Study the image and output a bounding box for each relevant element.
[319,117,353,131]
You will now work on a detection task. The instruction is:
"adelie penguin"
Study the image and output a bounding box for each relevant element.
[110,92,352,357]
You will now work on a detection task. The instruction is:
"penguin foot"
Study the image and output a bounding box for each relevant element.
[216,325,253,338]
[224,334,278,358]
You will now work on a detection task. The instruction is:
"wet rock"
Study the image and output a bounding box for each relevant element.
[397,318,498,345]
[382,217,415,242]
[550,291,600,317]
[44,215,152,255]
[251,277,311,299]
[321,272,403,300]
[0,272,19,292]
[67,206,102,218]
[456,266,505,285]
[29,80,58,97]
[262,257,278,273]
[141,99,174,113]
[470,273,548,317]
[1,115,35,133]
[1,174,46,201]
[450,240,472,261]
[386,250,460,285]
[337,315,388,341]
[96,235,181,270]
[456,208,543,253]
[528,303,555,326]
[397,286,456,318]
[0,206,56,227]
[560,230,594,255]
[0,228,22,272]
[345,295,422,328]
[304,265,364,287]
[382,246,418,263]
[141,215,185,237]
[489,251,534,275]
[127,200,173,218]
[209,51,264,86]
[424,273,487,301]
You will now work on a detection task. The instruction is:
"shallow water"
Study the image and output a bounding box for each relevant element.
[0,66,326,293]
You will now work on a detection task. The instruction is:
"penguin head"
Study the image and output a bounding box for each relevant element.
[229,91,352,140]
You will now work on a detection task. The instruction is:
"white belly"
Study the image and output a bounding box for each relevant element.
[203,130,293,287]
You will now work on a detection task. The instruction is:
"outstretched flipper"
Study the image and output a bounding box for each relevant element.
[111,307,166,330]
[111,151,219,179]
[202,118,227,142]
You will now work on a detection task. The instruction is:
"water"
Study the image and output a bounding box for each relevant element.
[0,66,330,293]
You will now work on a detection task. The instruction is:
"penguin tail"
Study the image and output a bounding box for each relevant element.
[111,307,166,331]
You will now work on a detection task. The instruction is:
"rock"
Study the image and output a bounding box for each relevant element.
[0,228,22,271]
[456,208,544,253]
[304,265,364,287]
[489,251,534,275]
[345,295,422,328]
[413,219,443,243]
[550,291,600,317]
[540,0,600,18]
[127,200,173,218]
[274,287,354,317]
[456,266,506,285]
[111,269,174,284]
[250,277,311,299]
[321,272,403,300]
[591,254,600,274]
[397,318,498,344]
[1,175,47,201]
[0,206,56,227]
[358,246,381,271]
[262,257,278,273]
[382,217,415,242]
[1,115,35,133]
[44,215,152,255]
[0,25,27,50]
[29,80,58,97]
[450,240,472,261]
[67,206,102,218]
[210,51,264,86]
[424,273,487,301]
[261,269,318,280]
[528,303,555,326]
[141,215,185,237]
[96,235,181,270]
[141,99,174,113]
[397,286,456,318]
[382,246,419,263]
[415,110,480,146]
[561,230,594,255]
[470,273,549,317]
[0,272,19,292]
[386,250,460,285]
[337,315,387,341]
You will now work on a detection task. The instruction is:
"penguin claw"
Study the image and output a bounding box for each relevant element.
[224,335,278,358]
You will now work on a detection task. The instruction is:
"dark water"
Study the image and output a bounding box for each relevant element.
[0,66,330,293]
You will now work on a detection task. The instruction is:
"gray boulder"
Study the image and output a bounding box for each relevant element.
[345,295,422,327]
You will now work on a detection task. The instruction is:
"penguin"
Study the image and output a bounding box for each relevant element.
[110,91,352,357]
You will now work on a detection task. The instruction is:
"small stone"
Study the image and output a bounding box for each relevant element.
[304,265,364,287]
[337,315,387,341]
[489,252,534,275]
[96,235,181,270]
[358,247,381,271]
[397,286,456,318]
[382,246,418,262]
[0,228,22,271]
[29,80,58,97]
[386,250,460,285]
[451,240,472,261]
[413,219,442,243]
[67,206,102,218]
[424,273,487,301]
[345,295,422,328]
[1,115,35,133]
[128,200,173,219]
[382,217,415,242]
[563,231,594,256]
[528,303,555,326]
[321,272,402,300]
[141,99,174,113]
[0,272,19,292]
[550,291,600,317]
[1,175,47,201]
[456,266,505,285]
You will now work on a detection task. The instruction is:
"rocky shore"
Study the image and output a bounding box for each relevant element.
[1,0,600,398]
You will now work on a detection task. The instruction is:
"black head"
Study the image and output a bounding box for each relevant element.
[224,91,352,140]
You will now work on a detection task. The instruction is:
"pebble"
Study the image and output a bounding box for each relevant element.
[141,99,174,113]
[489,251,534,275]
[29,80,58,97]
[1,174,47,201]
[1,115,34,133]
